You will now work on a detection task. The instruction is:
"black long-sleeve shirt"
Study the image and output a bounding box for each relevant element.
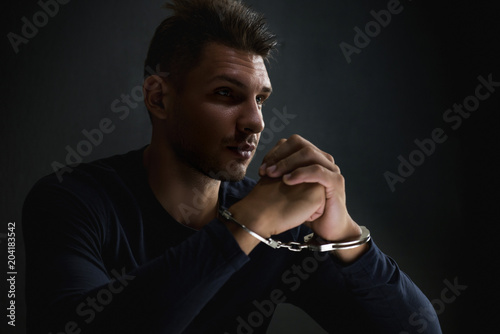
[22,147,442,333]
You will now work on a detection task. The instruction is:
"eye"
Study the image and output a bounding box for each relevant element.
[216,88,232,97]
[256,95,267,107]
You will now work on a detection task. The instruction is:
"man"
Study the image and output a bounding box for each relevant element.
[22,0,442,333]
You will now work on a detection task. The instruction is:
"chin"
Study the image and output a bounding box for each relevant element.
[207,169,247,182]
[204,164,248,182]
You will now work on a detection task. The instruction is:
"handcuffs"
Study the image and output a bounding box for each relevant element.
[219,209,371,252]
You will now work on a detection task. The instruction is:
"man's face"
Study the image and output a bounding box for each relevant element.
[165,43,272,181]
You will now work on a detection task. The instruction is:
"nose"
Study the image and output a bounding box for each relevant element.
[236,99,265,135]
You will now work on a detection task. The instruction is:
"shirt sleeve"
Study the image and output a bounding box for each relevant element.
[286,240,443,333]
[22,175,249,334]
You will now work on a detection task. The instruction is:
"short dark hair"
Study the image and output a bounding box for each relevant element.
[144,0,277,87]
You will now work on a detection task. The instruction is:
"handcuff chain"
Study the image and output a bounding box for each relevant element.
[219,209,370,253]
[275,241,308,252]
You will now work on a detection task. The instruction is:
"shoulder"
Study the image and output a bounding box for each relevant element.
[23,148,145,219]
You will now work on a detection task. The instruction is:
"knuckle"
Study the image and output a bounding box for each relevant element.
[335,173,345,187]
[312,164,324,174]
[265,148,280,162]
[288,134,305,148]
[277,138,287,145]
[267,150,277,162]
[278,158,290,170]
[301,146,317,160]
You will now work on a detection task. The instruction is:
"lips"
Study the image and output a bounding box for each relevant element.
[227,142,256,160]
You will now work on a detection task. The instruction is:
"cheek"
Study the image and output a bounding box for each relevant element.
[193,104,237,137]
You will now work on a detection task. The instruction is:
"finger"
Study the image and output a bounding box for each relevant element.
[259,138,287,176]
[282,165,344,196]
[307,206,325,222]
[260,135,336,178]
[307,188,326,222]
[264,146,338,178]
[261,135,308,166]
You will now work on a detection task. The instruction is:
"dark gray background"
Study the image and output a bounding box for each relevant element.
[2,0,498,333]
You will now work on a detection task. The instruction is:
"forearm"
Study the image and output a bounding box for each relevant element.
[223,177,326,255]
[222,217,260,255]
[24,219,249,334]
[291,239,442,333]
[327,219,371,263]
[222,201,263,255]
[334,240,442,333]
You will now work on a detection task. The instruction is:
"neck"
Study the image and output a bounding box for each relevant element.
[143,141,221,230]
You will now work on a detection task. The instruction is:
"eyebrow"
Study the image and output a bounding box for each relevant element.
[209,74,272,94]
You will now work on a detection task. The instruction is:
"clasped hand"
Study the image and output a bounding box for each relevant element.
[236,135,362,243]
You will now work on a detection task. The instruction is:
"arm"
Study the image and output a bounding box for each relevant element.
[255,134,442,333]
[284,238,442,333]
[22,175,248,334]
[333,240,442,333]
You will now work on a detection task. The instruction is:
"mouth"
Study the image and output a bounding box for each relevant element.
[227,143,256,160]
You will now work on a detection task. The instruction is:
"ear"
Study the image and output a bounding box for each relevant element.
[143,75,171,120]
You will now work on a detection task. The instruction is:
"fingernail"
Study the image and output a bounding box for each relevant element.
[266,165,277,174]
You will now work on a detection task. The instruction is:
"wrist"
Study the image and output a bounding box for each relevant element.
[221,215,260,255]
[330,222,370,263]
[332,241,370,263]
[315,219,370,264]
[221,201,269,255]
[227,200,270,238]
[315,217,361,243]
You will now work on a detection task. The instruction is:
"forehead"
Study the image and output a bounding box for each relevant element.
[187,43,272,90]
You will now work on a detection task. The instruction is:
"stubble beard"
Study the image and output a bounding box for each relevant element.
[174,142,250,182]
[169,116,253,182]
